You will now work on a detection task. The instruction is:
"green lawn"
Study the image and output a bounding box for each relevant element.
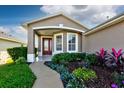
[0,63,36,88]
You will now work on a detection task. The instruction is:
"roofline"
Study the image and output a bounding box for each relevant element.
[0,37,26,44]
[84,12,124,35]
[33,26,85,33]
[22,12,89,30]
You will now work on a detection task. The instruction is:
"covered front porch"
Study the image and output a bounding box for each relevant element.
[38,55,52,62]
[27,26,84,63]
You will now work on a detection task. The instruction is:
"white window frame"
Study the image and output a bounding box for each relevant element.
[54,33,63,54]
[67,33,78,52]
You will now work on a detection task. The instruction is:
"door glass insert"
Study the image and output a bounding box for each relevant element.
[44,39,49,51]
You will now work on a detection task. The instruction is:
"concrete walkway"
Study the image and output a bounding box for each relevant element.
[30,62,63,88]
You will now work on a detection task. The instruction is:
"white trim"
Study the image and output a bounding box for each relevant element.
[27,54,35,63]
[53,33,63,54]
[41,37,43,56]
[33,26,85,33]
[67,33,78,53]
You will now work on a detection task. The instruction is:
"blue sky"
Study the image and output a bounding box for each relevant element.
[0,5,45,26]
[0,5,124,42]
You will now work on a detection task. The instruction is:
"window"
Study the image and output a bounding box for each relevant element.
[67,33,77,52]
[54,33,63,52]
[56,35,62,51]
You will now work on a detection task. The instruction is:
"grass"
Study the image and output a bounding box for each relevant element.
[0,63,36,88]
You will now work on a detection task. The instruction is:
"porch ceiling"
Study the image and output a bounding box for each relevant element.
[33,26,84,36]
[36,29,61,36]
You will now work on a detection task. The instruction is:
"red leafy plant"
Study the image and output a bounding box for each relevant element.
[112,48,122,63]
[96,48,106,66]
[96,48,124,72]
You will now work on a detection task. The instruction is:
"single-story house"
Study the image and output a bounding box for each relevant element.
[23,12,124,63]
[0,32,24,64]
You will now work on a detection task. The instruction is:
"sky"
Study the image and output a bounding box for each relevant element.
[0,5,124,42]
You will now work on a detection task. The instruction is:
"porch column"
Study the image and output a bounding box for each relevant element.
[82,33,86,52]
[38,35,42,56]
[27,28,35,63]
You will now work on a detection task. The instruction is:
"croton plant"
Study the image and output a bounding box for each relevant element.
[96,48,124,72]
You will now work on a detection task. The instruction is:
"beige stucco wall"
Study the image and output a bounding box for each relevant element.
[0,39,22,51]
[85,20,124,52]
[63,31,67,52]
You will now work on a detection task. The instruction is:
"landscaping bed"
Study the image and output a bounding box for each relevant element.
[44,50,124,88]
[86,66,113,88]
[0,59,36,88]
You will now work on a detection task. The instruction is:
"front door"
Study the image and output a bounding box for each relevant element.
[43,38,52,55]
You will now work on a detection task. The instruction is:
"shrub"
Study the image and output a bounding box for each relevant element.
[56,65,68,74]
[52,53,62,64]
[66,76,85,88]
[72,67,97,81]
[15,57,26,64]
[60,70,70,80]
[7,47,37,61]
[6,58,14,64]
[85,53,97,65]
[52,52,86,64]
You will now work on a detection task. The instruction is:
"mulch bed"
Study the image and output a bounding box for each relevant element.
[86,65,113,88]
[67,61,114,88]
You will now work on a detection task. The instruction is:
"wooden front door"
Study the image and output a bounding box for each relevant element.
[43,38,52,55]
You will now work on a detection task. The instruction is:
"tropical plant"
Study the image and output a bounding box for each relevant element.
[112,48,122,63]
[96,48,124,72]
[96,48,106,66]
[104,48,124,71]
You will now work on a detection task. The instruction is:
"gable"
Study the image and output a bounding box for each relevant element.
[28,14,88,31]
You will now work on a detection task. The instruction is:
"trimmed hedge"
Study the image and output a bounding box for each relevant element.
[84,53,97,65]
[7,47,37,61]
[52,52,97,65]
[52,52,86,64]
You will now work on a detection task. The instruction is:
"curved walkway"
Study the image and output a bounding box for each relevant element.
[30,62,63,88]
